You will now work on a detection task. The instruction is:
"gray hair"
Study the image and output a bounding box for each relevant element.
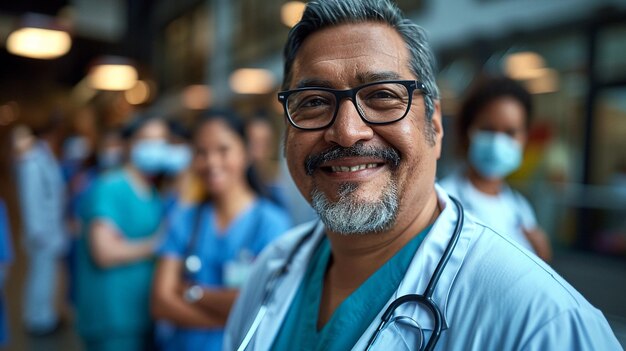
[282,0,440,124]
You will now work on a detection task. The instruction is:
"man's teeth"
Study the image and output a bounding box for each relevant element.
[330,163,378,172]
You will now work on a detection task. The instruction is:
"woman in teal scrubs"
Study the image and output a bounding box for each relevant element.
[151,109,291,351]
[76,115,172,351]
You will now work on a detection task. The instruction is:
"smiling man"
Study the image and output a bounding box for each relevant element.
[223,1,621,350]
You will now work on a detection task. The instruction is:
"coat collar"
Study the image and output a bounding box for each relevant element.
[251,221,326,351]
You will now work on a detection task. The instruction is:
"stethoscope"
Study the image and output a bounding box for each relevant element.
[184,203,207,276]
[184,202,265,277]
[236,196,464,351]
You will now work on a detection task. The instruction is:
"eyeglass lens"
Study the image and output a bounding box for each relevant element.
[286,82,411,129]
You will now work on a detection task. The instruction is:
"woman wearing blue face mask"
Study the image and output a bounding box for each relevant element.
[75,114,176,351]
[440,76,552,261]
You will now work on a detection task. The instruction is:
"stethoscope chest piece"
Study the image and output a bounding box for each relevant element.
[185,254,202,274]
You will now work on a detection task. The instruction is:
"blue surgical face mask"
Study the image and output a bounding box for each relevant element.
[468,131,522,179]
[163,144,192,175]
[131,139,169,175]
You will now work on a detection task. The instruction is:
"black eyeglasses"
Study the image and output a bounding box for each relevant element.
[277,80,430,131]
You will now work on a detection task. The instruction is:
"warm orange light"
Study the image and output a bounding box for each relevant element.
[125,80,151,105]
[88,59,138,91]
[505,52,546,80]
[281,1,306,28]
[182,85,212,110]
[229,69,275,95]
[7,27,71,59]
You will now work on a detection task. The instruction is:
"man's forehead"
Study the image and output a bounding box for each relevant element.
[289,22,411,88]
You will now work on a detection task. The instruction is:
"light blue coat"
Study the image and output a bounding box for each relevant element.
[224,186,621,351]
[15,141,67,255]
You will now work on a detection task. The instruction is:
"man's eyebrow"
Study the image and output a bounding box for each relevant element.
[356,71,402,84]
[294,79,334,89]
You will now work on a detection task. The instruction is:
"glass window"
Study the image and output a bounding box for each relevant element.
[597,23,626,83]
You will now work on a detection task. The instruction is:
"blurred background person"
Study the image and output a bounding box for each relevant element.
[245,111,286,208]
[96,129,125,172]
[440,76,552,261]
[60,106,100,307]
[244,111,320,227]
[151,109,291,351]
[0,198,14,347]
[75,114,172,351]
[160,119,196,214]
[12,120,68,336]
[60,106,99,183]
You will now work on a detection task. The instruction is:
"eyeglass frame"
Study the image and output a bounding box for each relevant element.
[277,79,431,131]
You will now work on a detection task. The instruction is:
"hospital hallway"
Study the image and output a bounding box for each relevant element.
[1,247,625,351]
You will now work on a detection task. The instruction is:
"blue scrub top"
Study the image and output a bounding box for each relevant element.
[157,198,291,351]
[0,200,13,346]
[76,170,162,339]
[0,200,13,266]
[271,226,431,351]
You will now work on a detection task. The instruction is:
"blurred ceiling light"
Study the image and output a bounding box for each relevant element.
[229,68,275,95]
[524,68,559,94]
[281,1,306,28]
[182,84,212,110]
[125,80,151,105]
[88,56,138,91]
[7,14,72,59]
[505,51,546,80]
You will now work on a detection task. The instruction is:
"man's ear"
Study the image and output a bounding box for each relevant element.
[432,99,444,159]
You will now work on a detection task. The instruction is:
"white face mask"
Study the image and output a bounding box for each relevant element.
[468,131,522,179]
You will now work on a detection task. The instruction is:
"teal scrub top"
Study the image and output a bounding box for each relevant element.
[76,169,162,338]
[271,226,431,351]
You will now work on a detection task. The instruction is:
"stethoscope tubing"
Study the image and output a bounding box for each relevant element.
[366,197,463,351]
[237,197,464,351]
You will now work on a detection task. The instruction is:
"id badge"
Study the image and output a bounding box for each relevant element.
[223,249,254,288]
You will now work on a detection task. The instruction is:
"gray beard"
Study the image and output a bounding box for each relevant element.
[311,181,399,235]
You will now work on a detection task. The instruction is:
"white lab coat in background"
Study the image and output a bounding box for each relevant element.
[439,168,538,253]
[224,186,621,351]
[15,140,68,332]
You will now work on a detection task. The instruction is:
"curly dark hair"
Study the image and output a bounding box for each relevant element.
[457,76,532,152]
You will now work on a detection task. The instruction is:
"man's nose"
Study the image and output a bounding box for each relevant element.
[323,99,374,147]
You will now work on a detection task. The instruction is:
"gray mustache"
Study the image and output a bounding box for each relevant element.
[305,143,401,175]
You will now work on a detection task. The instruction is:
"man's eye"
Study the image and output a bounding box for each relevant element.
[368,90,399,99]
[298,96,331,108]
